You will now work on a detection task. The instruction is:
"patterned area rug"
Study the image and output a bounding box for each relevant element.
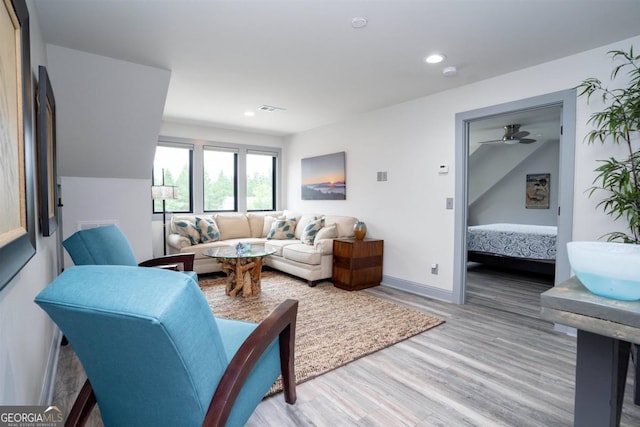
[199,270,444,395]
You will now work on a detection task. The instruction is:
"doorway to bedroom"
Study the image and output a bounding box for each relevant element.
[452,90,577,305]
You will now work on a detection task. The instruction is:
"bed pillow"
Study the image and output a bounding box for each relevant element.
[301,217,325,245]
[173,220,200,245]
[195,216,220,243]
[267,219,297,240]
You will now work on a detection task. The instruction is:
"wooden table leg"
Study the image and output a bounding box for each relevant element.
[222,257,262,297]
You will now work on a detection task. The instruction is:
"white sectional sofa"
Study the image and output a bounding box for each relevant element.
[166,210,359,284]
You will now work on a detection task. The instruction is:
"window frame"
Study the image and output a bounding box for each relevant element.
[152,142,194,214]
[246,150,278,212]
[202,146,239,213]
[153,136,281,214]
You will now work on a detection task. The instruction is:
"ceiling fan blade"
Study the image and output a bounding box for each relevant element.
[518,138,537,144]
[512,130,530,138]
[476,139,504,145]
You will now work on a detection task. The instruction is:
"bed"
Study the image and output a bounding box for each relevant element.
[467,223,557,275]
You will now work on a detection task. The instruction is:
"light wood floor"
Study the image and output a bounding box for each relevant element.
[247,265,640,426]
[54,265,640,426]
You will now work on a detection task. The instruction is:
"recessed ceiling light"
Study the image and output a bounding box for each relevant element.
[351,17,368,29]
[244,111,255,117]
[425,53,446,64]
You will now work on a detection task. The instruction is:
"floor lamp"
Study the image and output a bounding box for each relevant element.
[152,174,178,255]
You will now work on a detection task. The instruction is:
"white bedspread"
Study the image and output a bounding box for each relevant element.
[467,223,557,260]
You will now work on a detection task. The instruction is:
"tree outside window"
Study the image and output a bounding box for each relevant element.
[153,145,192,213]
[204,149,237,211]
[247,153,275,211]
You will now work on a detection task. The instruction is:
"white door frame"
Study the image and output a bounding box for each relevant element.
[452,89,576,304]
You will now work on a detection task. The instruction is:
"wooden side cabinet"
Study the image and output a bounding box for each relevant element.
[332,238,383,291]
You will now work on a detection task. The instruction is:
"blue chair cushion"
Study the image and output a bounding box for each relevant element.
[216,318,282,427]
[36,266,232,426]
[63,225,138,266]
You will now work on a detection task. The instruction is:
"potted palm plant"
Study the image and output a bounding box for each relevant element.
[567,47,640,301]
[577,46,640,243]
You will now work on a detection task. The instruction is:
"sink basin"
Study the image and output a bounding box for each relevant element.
[567,241,640,301]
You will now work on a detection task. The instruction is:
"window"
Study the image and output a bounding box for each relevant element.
[203,148,237,211]
[153,138,280,214]
[246,151,276,211]
[153,145,192,213]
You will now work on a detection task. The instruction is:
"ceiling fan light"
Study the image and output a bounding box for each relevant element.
[504,138,519,145]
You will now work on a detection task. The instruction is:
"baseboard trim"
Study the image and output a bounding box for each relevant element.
[381,274,454,303]
[39,327,63,405]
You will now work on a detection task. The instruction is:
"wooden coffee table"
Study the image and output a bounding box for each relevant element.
[203,245,276,297]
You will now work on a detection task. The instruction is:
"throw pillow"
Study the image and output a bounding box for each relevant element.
[195,216,220,243]
[174,220,200,245]
[267,219,297,240]
[301,217,325,245]
[315,223,338,241]
[262,215,275,237]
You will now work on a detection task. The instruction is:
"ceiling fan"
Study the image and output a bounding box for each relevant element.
[477,124,536,145]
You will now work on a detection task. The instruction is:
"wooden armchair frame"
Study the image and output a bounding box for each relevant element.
[138,252,195,272]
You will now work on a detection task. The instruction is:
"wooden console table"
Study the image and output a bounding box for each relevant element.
[540,277,640,426]
[332,238,383,291]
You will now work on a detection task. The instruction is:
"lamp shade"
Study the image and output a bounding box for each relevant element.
[151,185,178,200]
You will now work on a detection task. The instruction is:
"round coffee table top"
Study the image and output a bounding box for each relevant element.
[203,244,276,260]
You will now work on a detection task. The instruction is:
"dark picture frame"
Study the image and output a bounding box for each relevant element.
[37,65,58,236]
[301,152,346,200]
[0,0,35,291]
[525,173,550,209]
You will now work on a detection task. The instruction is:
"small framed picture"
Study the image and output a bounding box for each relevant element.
[526,173,550,209]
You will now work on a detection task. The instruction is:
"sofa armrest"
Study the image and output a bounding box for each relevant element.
[313,238,334,255]
[167,233,191,250]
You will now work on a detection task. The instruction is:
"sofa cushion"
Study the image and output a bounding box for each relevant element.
[267,219,297,240]
[323,215,358,238]
[262,215,276,237]
[315,223,337,241]
[301,217,324,245]
[246,214,265,238]
[215,214,251,240]
[282,244,322,265]
[195,216,220,243]
[265,239,300,256]
[294,214,321,239]
[174,219,200,245]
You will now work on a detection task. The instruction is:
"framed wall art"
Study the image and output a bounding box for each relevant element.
[0,0,35,291]
[525,173,550,209]
[37,65,58,236]
[301,151,346,200]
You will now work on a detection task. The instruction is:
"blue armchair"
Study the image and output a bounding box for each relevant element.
[35,265,298,427]
[63,225,197,282]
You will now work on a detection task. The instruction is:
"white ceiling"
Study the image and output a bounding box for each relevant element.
[33,0,640,136]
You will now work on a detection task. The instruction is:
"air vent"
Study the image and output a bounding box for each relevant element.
[258,105,286,113]
[77,219,119,231]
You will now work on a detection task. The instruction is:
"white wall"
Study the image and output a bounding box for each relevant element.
[60,177,153,267]
[469,141,560,226]
[284,35,640,298]
[0,1,60,405]
[46,45,171,180]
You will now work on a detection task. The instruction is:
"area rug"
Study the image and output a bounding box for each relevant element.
[199,271,444,396]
